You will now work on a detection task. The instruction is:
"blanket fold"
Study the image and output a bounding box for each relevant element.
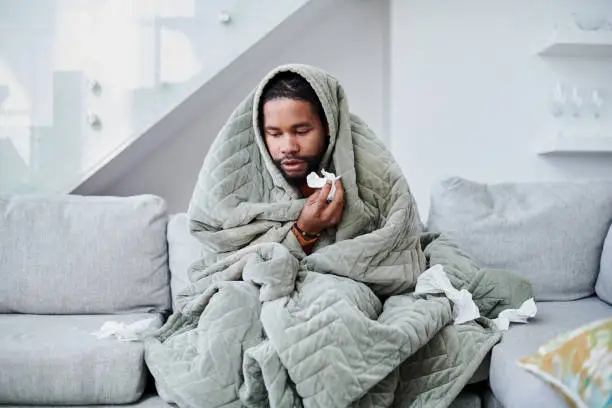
[145,64,532,408]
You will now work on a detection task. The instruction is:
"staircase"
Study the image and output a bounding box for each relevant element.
[0,0,333,195]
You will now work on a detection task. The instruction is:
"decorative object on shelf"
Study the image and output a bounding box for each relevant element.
[87,79,102,96]
[589,88,605,118]
[218,11,232,25]
[87,112,102,131]
[570,0,612,31]
[571,11,609,31]
[550,81,567,117]
[570,86,583,118]
[549,82,606,120]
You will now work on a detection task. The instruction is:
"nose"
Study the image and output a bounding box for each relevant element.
[280,134,299,155]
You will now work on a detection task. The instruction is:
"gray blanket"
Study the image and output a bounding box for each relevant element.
[144,64,532,408]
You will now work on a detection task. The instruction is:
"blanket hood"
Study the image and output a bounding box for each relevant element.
[252,64,346,193]
[187,63,386,252]
[187,64,365,231]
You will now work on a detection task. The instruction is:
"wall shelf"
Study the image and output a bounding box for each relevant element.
[535,133,612,155]
[536,30,612,58]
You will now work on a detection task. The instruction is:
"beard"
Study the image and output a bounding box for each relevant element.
[272,154,322,184]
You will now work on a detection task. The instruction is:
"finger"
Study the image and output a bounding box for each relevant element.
[333,180,344,204]
[324,190,344,219]
[306,189,321,204]
[325,181,344,209]
[318,181,333,204]
[324,199,343,219]
[333,212,343,226]
[323,207,343,227]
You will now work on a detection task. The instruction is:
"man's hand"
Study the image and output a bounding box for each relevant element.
[296,180,345,235]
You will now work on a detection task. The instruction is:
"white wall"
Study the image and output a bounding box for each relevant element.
[105,0,612,218]
[390,0,612,220]
[103,0,390,213]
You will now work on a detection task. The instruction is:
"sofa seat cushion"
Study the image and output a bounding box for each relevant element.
[489,297,612,408]
[0,313,163,405]
[0,393,173,408]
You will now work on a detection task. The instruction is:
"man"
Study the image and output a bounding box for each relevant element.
[258,71,344,254]
[146,64,532,408]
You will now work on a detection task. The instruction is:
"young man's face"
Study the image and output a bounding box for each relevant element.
[262,98,327,184]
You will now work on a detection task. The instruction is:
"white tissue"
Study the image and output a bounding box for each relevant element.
[306,170,341,201]
[492,298,537,331]
[91,317,157,342]
[415,264,480,325]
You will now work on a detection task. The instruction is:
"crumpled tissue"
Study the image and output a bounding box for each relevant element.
[491,298,537,331]
[415,264,480,325]
[91,317,157,342]
[307,170,341,201]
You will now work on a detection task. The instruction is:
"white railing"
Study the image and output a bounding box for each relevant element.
[0,0,309,194]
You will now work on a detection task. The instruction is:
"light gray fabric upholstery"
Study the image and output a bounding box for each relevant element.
[0,195,171,314]
[110,394,172,408]
[0,393,172,408]
[489,297,612,408]
[427,177,612,301]
[596,223,612,304]
[167,213,203,311]
[0,313,163,405]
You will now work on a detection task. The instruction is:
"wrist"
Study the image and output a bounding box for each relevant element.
[294,221,321,239]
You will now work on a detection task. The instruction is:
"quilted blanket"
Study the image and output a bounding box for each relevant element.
[144,64,532,408]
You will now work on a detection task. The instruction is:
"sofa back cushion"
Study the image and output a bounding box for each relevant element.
[596,224,612,304]
[427,177,612,301]
[0,195,171,314]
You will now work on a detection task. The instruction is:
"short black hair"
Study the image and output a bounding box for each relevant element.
[259,71,327,129]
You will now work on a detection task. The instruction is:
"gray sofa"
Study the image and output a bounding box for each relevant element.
[0,195,173,407]
[1,177,611,407]
[426,177,612,408]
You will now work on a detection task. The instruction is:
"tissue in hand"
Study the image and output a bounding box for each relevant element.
[306,170,341,201]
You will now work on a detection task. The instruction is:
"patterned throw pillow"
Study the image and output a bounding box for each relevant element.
[518,319,611,408]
